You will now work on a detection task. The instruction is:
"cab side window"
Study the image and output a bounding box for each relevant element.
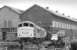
[30,24,34,27]
[18,24,22,27]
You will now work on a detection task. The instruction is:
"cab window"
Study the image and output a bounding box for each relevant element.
[24,23,28,26]
[18,24,22,27]
[30,24,34,27]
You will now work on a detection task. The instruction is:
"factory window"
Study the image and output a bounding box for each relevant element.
[73,25,76,30]
[60,23,63,28]
[66,24,68,29]
[68,24,70,29]
[63,23,66,29]
[55,22,58,27]
[52,21,77,30]
[52,21,55,27]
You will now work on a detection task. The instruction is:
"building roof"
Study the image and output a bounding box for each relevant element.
[0,5,24,15]
[43,5,77,22]
[0,6,22,28]
[21,4,77,23]
[9,6,24,14]
[48,8,77,22]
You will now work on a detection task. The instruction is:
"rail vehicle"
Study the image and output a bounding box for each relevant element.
[17,21,65,48]
[17,21,47,43]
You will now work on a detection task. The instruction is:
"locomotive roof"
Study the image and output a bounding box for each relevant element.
[18,21,46,31]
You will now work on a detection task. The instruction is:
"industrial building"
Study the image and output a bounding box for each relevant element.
[0,6,23,50]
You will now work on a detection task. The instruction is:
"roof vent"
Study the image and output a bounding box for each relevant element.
[62,13,64,15]
[46,7,49,9]
[67,16,70,17]
[56,11,58,13]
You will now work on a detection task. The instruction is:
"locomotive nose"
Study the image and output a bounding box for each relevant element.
[17,27,34,38]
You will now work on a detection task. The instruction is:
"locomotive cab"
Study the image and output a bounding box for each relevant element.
[17,22,35,38]
[18,22,34,27]
[17,21,47,43]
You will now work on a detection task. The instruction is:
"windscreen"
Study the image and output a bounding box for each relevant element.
[17,23,34,38]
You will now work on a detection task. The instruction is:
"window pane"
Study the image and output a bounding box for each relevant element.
[30,24,34,27]
[18,24,22,27]
[24,23,28,26]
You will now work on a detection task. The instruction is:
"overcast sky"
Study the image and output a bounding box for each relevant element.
[0,0,77,19]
